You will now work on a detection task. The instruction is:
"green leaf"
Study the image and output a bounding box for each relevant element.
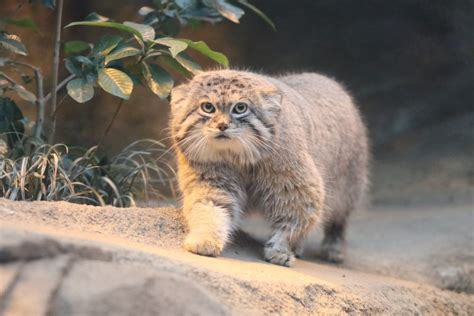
[0,33,28,55]
[98,68,133,99]
[236,0,275,30]
[0,97,24,146]
[105,44,142,64]
[86,73,97,85]
[0,97,23,122]
[104,60,124,69]
[121,64,143,85]
[153,38,188,58]
[175,0,197,9]
[144,14,159,26]
[0,76,10,89]
[67,78,94,103]
[138,6,155,16]
[93,35,122,56]
[64,40,90,55]
[123,22,155,41]
[84,12,110,22]
[0,120,14,135]
[174,53,201,74]
[66,21,144,42]
[12,85,36,102]
[142,63,174,99]
[158,55,193,78]
[64,58,82,76]
[74,56,94,65]
[203,0,244,23]
[2,18,40,32]
[143,48,162,60]
[178,39,228,67]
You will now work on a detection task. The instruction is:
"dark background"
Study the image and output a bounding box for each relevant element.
[3,0,473,205]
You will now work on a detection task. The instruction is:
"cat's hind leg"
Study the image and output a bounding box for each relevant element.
[320,216,347,263]
[259,158,325,267]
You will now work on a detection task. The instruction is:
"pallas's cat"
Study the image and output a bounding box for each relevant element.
[170,70,369,266]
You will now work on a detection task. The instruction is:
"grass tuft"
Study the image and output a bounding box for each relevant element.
[0,139,175,207]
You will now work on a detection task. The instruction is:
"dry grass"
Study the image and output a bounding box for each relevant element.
[0,139,175,207]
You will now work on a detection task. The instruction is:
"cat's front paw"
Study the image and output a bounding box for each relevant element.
[184,232,223,257]
[264,244,295,267]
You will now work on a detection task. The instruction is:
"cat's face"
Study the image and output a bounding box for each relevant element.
[170,70,282,165]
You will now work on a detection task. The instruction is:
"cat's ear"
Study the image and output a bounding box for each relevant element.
[170,83,189,106]
[258,86,283,112]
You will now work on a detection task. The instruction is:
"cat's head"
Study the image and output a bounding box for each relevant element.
[170,70,282,165]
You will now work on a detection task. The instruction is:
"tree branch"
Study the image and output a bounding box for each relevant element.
[3,61,75,105]
[33,69,45,140]
[48,0,64,144]
[43,74,75,103]
[97,99,125,148]
[52,93,69,117]
[0,71,18,85]
[5,60,40,73]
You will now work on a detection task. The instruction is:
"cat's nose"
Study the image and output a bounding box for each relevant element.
[217,122,229,131]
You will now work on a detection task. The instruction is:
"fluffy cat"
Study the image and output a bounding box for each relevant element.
[170,69,369,267]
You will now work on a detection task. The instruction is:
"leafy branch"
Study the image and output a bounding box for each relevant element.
[62,20,228,102]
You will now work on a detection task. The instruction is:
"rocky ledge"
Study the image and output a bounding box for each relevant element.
[0,200,472,315]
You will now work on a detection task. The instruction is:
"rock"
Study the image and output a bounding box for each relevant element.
[49,261,228,316]
[1,256,70,316]
[0,226,112,263]
[0,228,228,316]
[435,264,474,293]
[0,263,21,303]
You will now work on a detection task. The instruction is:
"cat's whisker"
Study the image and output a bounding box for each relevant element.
[186,135,208,162]
[157,133,202,161]
[245,134,279,156]
[251,134,291,154]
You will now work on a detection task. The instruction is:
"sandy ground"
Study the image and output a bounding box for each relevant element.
[241,202,474,294]
[0,199,472,315]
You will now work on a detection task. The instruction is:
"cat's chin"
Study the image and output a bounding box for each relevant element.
[208,137,238,149]
[188,144,263,166]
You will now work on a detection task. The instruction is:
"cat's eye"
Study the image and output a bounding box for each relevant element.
[200,102,215,114]
[233,102,248,115]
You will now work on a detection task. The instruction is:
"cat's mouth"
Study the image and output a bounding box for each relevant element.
[215,133,230,139]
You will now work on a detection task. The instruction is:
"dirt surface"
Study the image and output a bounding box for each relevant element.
[0,199,472,315]
[237,203,474,294]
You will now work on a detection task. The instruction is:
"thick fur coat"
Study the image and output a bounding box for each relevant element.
[170,70,369,266]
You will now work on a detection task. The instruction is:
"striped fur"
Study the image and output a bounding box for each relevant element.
[170,70,369,266]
